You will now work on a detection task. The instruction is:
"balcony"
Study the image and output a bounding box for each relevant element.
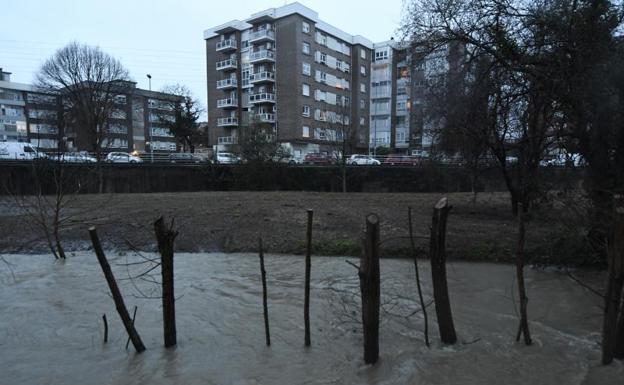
[217,117,238,127]
[218,136,238,144]
[255,113,275,123]
[249,71,275,84]
[249,93,276,104]
[216,58,238,71]
[216,78,238,90]
[217,98,238,109]
[249,50,275,64]
[216,39,237,52]
[248,29,275,43]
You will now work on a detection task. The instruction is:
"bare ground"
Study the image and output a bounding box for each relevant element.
[0,191,564,261]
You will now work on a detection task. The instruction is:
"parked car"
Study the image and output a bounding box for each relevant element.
[53,152,97,163]
[383,154,419,166]
[0,142,47,161]
[215,152,241,164]
[348,154,380,166]
[303,152,334,165]
[105,152,143,163]
[169,153,207,164]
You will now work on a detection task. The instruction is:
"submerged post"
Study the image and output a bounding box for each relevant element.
[429,197,457,344]
[259,237,271,346]
[304,209,313,347]
[89,227,146,353]
[359,214,380,364]
[154,216,178,348]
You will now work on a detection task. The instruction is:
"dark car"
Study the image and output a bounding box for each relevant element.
[383,154,419,166]
[169,153,207,164]
[303,152,334,165]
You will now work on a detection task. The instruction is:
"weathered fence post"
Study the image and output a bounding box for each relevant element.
[429,197,457,344]
[359,214,380,364]
[154,216,178,348]
[602,195,624,364]
[102,314,108,343]
[89,227,146,353]
[304,209,313,347]
[409,206,430,347]
[259,237,271,346]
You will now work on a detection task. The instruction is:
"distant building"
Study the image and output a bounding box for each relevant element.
[203,2,373,158]
[0,70,181,154]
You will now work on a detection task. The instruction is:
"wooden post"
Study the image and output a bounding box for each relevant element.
[89,227,146,353]
[429,198,457,344]
[259,237,271,346]
[304,209,313,347]
[515,205,532,346]
[408,207,430,347]
[102,314,108,343]
[602,195,624,363]
[154,216,178,348]
[359,214,380,364]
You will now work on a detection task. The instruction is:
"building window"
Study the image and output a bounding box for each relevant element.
[302,83,310,97]
[302,105,310,117]
[375,49,389,61]
[303,42,310,55]
[360,65,366,76]
[360,117,365,126]
[302,22,310,33]
[302,62,311,76]
[360,49,366,59]
[302,126,310,138]
[360,83,366,93]
[360,99,365,109]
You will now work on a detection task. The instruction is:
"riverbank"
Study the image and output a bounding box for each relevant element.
[0,191,591,265]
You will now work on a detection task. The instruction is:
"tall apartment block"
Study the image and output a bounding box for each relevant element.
[204,2,373,158]
[0,69,180,154]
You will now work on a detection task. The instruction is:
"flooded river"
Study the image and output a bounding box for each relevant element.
[0,253,621,384]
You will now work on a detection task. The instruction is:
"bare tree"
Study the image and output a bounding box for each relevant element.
[35,41,131,191]
[159,85,203,153]
[236,116,288,164]
[320,96,356,193]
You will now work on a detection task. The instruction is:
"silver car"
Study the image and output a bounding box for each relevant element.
[105,152,143,163]
[348,154,380,165]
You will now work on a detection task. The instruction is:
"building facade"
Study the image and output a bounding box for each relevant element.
[0,70,180,154]
[204,2,373,159]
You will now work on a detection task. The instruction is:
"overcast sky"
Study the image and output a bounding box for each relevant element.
[0,0,406,117]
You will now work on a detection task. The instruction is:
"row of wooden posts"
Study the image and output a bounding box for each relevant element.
[88,197,457,365]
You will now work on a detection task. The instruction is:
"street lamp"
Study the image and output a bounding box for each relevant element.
[146,74,152,91]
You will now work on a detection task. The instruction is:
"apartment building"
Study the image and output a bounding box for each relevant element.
[369,40,412,154]
[204,2,373,159]
[0,70,180,154]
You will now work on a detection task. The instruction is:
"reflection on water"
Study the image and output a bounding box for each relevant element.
[0,253,621,384]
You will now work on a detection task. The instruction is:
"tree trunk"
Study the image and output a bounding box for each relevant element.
[515,205,532,346]
[88,227,146,353]
[429,197,457,344]
[602,195,624,363]
[154,217,178,348]
[359,214,380,364]
[259,237,271,346]
[304,210,313,347]
[342,163,347,193]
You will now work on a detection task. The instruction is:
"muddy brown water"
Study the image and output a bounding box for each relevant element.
[0,253,621,384]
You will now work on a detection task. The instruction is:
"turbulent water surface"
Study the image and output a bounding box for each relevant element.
[0,253,621,385]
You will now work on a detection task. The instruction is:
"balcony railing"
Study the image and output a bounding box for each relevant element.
[255,113,275,123]
[249,93,276,104]
[217,117,239,127]
[248,29,275,43]
[249,71,275,83]
[216,39,237,52]
[216,58,238,71]
[216,78,238,89]
[249,50,275,63]
[218,136,237,144]
[217,98,238,108]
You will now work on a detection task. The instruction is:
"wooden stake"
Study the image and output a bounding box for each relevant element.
[429,198,457,344]
[89,227,145,353]
[359,214,380,364]
[102,314,108,343]
[259,237,271,346]
[154,216,178,348]
[409,206,430,347]
[304,209,313,347]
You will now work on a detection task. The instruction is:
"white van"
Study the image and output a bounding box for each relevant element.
[0,142,46,160]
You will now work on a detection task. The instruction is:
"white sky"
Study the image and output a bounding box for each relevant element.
[0,0,406,118]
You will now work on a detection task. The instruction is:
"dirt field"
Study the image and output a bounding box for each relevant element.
[0,191,564,261]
